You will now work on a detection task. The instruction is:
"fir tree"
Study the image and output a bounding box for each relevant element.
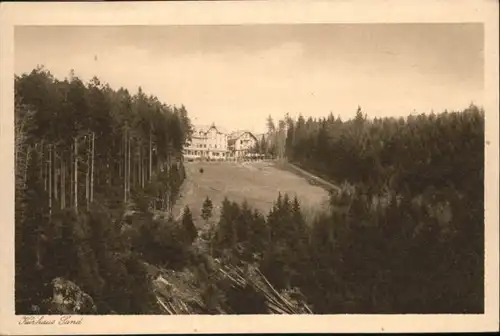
[182,205,197,243]
[201,196,213,222]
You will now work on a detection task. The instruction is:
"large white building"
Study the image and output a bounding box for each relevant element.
[183,124,229,161]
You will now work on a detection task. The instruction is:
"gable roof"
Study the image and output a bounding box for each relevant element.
[228,130,257,141]
[228,130,244,139]
[193,124,229,135]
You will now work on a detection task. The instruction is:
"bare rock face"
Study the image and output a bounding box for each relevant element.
[45,277,97,314]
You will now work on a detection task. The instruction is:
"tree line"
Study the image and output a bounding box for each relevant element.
[251,115,288,159]
[15,66,192,314]
[197,104,484,313]
[284,105,483,197]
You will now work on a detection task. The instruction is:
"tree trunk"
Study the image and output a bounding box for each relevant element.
[91,132,95,203]
[74,136,78,211]
[54,147,58,202]
[35,141,43,182]
[48,144,52,217]
[127,135,131,200]
[70,144,73,207]
[118,138,122,179]
[124,130,127,203]
[133,148,136,190]
[156,155,160,177]
[43,146,47,192]
[61,157,65,210]
[86,136,90,210]
[131,143,134,190]
[138,148,142,188]
[40,141,44,190]
[136,146,139,188]
[142,148,146,188]
[140,145,144,188]
[149,131,152,181]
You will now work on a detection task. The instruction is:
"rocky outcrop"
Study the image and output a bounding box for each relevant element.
[45,277,97,314]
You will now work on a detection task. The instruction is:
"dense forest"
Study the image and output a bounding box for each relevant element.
[148,104,485,314]
[15,66,192,314]
[15,66,484,315]
[219,105,484,313]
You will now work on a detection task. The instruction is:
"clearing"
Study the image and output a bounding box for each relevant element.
[173,160,331,227]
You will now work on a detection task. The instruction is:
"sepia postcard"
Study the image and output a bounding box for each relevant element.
[0,0,499,334]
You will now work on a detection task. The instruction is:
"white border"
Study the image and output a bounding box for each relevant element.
[1,0,498,334]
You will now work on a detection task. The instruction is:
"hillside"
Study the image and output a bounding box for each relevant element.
[172,160,330,227]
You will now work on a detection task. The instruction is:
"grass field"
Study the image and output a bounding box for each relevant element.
[173,160,331,228]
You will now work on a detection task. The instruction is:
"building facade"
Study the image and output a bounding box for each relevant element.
[183,124,229,161]
[183,123,262,161]
[228,131,258,159]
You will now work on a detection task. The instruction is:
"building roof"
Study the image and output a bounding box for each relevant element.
[228,130,257,141]
[193,124,229,135]
[228,130,244,140]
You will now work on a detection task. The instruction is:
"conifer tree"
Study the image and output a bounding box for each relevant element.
[182,206,197,243]
[201,196,214,222]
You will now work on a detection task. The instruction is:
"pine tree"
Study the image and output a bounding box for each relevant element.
[182,206,197,243]
[201,196,213,222]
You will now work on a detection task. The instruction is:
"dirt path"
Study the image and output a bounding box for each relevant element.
[274,161,341,192]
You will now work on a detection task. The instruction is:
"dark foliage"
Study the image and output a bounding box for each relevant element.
[15,66,192,314]
[201,197,213,222]
[210,105,484,313]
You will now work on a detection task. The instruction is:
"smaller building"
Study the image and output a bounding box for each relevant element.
[228,131,258,159]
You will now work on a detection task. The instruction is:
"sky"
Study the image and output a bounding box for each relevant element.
[15,24,484,134]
